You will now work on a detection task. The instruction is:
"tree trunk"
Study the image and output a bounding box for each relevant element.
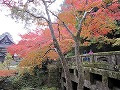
[75,38,84,90]
[58,53,72,90]
[53,39,72,90]
[42,0,72,90]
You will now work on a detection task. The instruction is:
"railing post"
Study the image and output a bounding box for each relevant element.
[111,54,117,65]
[102,72,109,90]
[91,54,94,63]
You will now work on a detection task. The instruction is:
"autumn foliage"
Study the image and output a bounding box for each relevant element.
[0,70,16,77]
[59,0,117,37]
[8,26,74,67]
[6,0,119,68]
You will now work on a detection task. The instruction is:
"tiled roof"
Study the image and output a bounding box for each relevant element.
[0,44,11,48]
[0,32,14,43]
[0,53,5,56]
[0,32,14,48]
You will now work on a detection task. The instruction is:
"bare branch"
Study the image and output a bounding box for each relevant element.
[11,5,49,23]
[47,0,56,7]
[40,48,56,58]
[1,0,16,7]
[57,23,61,41]
[76,11,88,37]
[28,0,34,2]
[62,22,76,40]
[77,8,93,37]
[48,10,76,40]
[25,10,49,22]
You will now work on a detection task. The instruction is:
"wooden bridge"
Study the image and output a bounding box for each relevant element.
[60,51,120,90]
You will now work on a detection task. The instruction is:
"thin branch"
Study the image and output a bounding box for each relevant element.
[51,23,61,40]
[25,10,49,22]
[10,2,49,23]
[77,8,93,37]
[77,11,88,37]
[51,22,62,25]
[48,10,76,40]
[62,22,76,40]
[40,48,56,58]
[47,0,56,7]
[56,23,61,41]
[1,0,15,7]
[51,23,65,40]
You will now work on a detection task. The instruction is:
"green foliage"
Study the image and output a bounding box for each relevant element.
[0,62,4,69]
[41,87,57,90]
[65,50,75,58]
[20,86,58,90]
[7,65,59,89]
[0,77,14,90]
[3,53,13,70]
[115,29,120,35]
[0,61,60,90]
[113,38,120,46]
[20,87,35,90]
[11,70,48,89]
[47,64,60,88]
[5,53,13,60]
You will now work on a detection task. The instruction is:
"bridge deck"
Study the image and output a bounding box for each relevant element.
[60,51,120,90]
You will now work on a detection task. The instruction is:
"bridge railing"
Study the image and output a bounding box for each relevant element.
[82,51,120,64]
[66,51,120,71]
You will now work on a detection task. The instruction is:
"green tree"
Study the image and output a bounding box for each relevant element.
[3,53,13,70]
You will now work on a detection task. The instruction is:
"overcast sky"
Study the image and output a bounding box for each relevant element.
[0,0,64,43]
[0,8,27,43]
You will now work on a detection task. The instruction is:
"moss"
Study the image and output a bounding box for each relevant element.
[82,62,113,71]
[117,73,120,80]
[93,51,120,55]
[84,66,120,80]
[48,64,58,72]
[48,64,60,88]
[102,71,109,84]
[84,69,90,80]
[108,71,120,80]
[68,62,77,69]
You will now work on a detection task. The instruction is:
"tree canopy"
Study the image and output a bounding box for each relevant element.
[1,0,119,89]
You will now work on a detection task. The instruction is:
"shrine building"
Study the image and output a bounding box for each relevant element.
[0,32,14,62]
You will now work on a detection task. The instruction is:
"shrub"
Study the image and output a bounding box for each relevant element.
[41,86,57,90]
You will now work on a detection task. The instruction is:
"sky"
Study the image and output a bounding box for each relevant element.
[0,7,27,43]
[0,0,64,43]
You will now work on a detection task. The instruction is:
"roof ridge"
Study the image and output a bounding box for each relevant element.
[0,32,14,42]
